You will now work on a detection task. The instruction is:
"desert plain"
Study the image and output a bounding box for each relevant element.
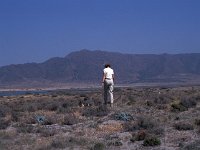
[0,85,200,150]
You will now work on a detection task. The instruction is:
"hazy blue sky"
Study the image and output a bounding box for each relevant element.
[0,0,200,66]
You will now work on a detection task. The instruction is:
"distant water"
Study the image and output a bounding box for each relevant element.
[0,90,49,97]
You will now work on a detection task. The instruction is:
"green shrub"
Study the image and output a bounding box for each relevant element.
[137,116,156,129]
[0,119,10,130]
[108,140,123,146]
[92,143,105,150]
[194,119,200,126]
[143,137,161,146]
[127,95,136,105]
[174,122,194,131]
[180,97,197,109]
[171,102,187,112]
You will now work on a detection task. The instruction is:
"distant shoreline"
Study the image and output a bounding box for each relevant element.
[0,82,200,92]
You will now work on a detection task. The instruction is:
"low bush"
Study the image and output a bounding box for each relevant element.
[154,95,171,104]
[124,121,140,132]
[174,122,194,131]
[180,97,197,109]
[36,127,56,137]
[194,119,200,126]
[137,116,156,129]
[51,138,66,149]
[124,116,158,132]
[82,106,109,117]
[61,114,79,125]
[127,95,136,105]
[108,140,123,146]
[44,102,59,111]
[135,130,146,141]
[0,105,11,117]
[15,123,35,133]
[0,119,10,130]
[171,101,187,112]
[143,136,161,146]
[92,143,106,150]
[51,137,87,149]
[149,127,164,136]
[182,140,200,150]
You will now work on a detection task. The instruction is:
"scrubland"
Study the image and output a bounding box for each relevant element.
[0,86,200,150]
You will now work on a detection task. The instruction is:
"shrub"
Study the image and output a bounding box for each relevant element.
[51,138,66,149]
[51,94,58,98]
[154,95,171,104]
[62,102,69,108]
[127,95,136,105]
[82,106,109,117]
[61,114,79,125]
[182,140,200,150]
[171,102,187,112]
[149,127,164,136]
[16,123,35,133]
[174,122,194,131]
[0,105,11,117]
[0,119,10,130]
[143,137,161,146]
[135,130,146,141]
[108,140,123,146]
[180,97,197,109]
[43,116,55,125]
[124,121,140,132]
[36,127,56,137]
[130,136,135,143]
[51,137,87,148]
[137,116,156,129]
[11,111,19,122]
[194,119,200,126]
[0,141,7,150]
[44,102,59,111]
[146,100,153,106]
[92,143,105,150]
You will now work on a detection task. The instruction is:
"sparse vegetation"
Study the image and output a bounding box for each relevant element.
[143,136,161,146]
[171,101,188,112]
[92,143,105,150]
[0,86,200,149]
[194,119,200,126]
[137,116,156,129]
[181,140,200,150]
[174,122,194,131]
[180,97,197,109]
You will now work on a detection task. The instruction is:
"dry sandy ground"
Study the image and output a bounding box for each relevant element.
[0,85,200,149]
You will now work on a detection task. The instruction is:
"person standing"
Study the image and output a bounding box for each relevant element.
[102,64,114,107]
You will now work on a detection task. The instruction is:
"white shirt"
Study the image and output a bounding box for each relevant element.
[103,67,114,79]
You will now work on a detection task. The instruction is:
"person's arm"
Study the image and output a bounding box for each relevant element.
[112,69,114,81]
[102,73,106,83]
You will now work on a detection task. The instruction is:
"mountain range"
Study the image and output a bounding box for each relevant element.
[0,50,200,88]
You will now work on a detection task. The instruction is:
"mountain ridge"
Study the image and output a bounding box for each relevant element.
[0,50,200,87]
